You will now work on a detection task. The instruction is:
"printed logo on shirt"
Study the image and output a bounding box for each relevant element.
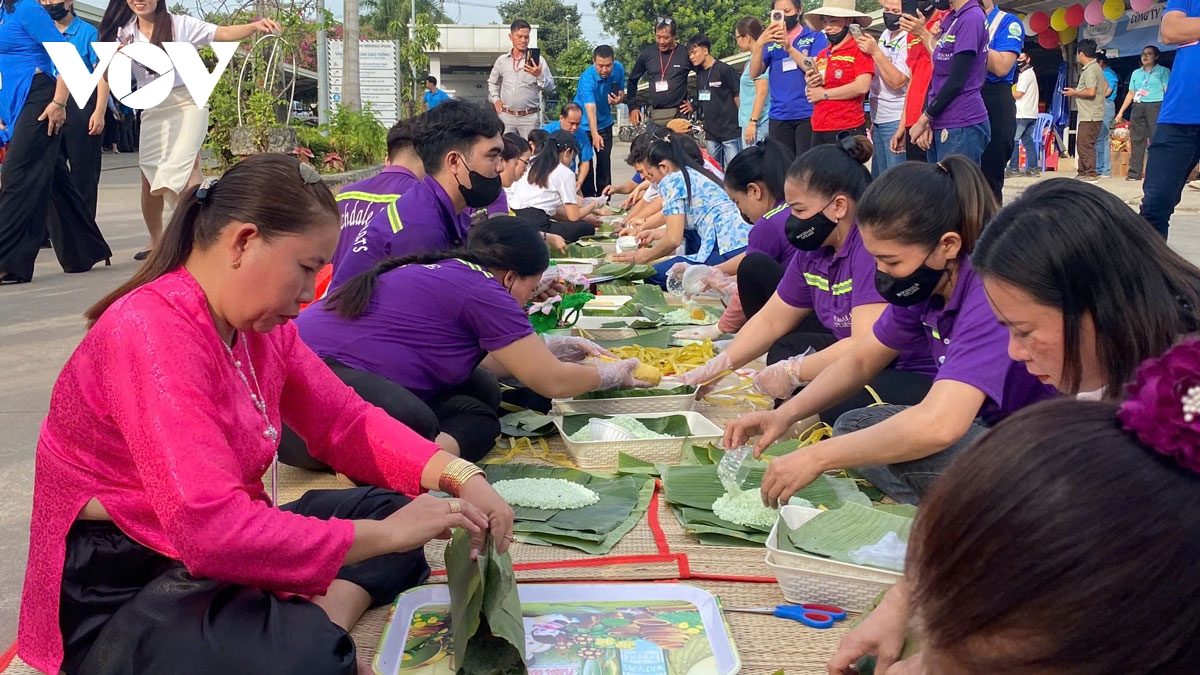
[45,41,237,110]
[1007,21,1022,37]
[834,313,852,330]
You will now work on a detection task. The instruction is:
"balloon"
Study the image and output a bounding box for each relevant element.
[1085,0,1105,24]
[1065,3,1086,26]
[1030,11,1051,32]
[1038,29,1061,49]
[1103,0,1126,20]
[1050,7,1069,30]
[1131,0,1153,11]
[1058,25,1079,42]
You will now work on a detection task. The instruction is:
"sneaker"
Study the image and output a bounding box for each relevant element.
[1024,169,1041,178]
[1004,168,1022,178]
[1127,175,1141,181]
[1083,176,1100,183]
[1188,180,1200,191]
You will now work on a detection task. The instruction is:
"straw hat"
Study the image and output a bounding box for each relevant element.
[665,118,693,134]
[805,0,873,30]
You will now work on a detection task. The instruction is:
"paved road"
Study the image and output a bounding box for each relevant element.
[3,154,1200,646]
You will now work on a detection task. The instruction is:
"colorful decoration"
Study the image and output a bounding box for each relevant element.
[1050,6,1069,31]
[1103,0,1126,21]
[527,293,595,334]
[1058,26,1079,42]
[1029,10,1051,32]
[1131,0,1153,12]
[1065,3,1086,26]
[1038,29,1062,49]
[1085,0,1105,25]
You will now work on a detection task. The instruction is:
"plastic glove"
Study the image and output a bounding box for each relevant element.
[678,352,733,388]
[595,358,655,390]
[532,268,563,298]
[753,352,810,399]
[696,267,736,304]
[544,335,615,362]
[675,324,724,341]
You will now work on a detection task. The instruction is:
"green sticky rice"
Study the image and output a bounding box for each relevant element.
[568,416,674,442]
[492,478,600,510]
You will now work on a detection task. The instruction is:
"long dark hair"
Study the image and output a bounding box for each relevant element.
[973,178,1200,396]
[528,130,578,188]
[725,140,793,202]
[324,216,549,320]
[100,0,174,44]
[856,155,995,255]
[85,154,338,326]
[647,133,722,203]
[501,132,530,160]
[911,399,1200,673]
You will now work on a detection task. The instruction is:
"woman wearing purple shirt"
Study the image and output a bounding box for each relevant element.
[726,157,1055,505]
[289,218,649,464]
[683,137,935,425]
[906,0,991,163]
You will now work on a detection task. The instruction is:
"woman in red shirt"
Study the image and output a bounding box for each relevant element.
[804,0,875,146]
[894,4,950,160]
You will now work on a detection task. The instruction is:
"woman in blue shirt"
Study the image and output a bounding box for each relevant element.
[0,0,112,284]
[1096,52,1119,177]
[1115,45,1171,181]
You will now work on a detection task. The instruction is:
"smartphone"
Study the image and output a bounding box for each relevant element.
[527,47,541,68]
[901,0,920,15]
[849,24,863,38]
[770,9,785,23]
[610,82,622,95]
[800,56,817,73]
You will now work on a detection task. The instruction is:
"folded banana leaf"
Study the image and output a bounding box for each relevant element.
[591,327,672,349]
[560,413,693,439]
[484,464,639,535]
[785,502,914,563]
[498,410,557,438]
[571,384,696,400]
[446,530,526,675]
[513,477,655,554]
[616,452,662,476]
[552,243,605,259]
[662,465,727,510]
[593,261,635,278]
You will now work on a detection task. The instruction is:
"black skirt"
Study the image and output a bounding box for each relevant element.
[59,487,429,675]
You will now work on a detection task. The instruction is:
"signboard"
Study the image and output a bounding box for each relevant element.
[1080,2,1174,55]
[1127,2,1167,31]
[328,40,400,126]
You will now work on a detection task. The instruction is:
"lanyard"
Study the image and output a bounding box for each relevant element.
[511,51,526,72]
[658,46,676,81]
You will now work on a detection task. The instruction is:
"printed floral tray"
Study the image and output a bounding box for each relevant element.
[375,583,740,675]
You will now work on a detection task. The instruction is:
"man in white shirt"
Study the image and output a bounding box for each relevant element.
[1008,52,1041,177]
[487,19,556,137]
[857,0,910,177]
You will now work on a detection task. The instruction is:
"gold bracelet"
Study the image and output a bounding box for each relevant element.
[438,458,484,496]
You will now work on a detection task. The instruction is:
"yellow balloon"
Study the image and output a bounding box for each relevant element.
[1058,25,1079,42]
[1103,0,1125,21]
[1051,6,1069,30]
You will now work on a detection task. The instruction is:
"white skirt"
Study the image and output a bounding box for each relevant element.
[139,86,208,202]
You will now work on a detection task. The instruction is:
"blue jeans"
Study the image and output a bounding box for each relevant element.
[745,120,769,143]
[928,121,991,164]
[871,120,906,178]
[1139,122,1200,239]
[1009,118,1038,170]
[1096,99,1115,176]
[649,245,747,288]
[706,137,743,169]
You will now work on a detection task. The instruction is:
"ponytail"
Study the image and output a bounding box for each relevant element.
[785,134,873,203]
[724,139,795,201]
[529,130,579,188]
[857,154,996,254]
[647,133,722,203]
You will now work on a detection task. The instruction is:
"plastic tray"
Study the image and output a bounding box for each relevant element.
[764,505,903,612]
[555,410,723,468]
[552,387,698,416]
[374,582,741,675]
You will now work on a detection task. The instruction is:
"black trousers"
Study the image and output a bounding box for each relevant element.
[582,125,613,198]
[769,117,815,158]
[0,74,111,282]
[981,81,1017,204]
[60,488,428,675]
[61,92,103,220]
[905,128,927,162]
[279,358,502,467]
[738,252,786,319]
[512,207,594,242]
[1140,123,1200,238]
[1128,101,1161,180]
[811,125,868,148]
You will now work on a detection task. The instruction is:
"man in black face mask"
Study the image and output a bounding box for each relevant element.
[40,0,110,221]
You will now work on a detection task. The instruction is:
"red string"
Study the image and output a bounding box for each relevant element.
[0,640,17,671]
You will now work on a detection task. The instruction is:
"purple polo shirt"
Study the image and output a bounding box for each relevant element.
[746,203,797,268]
[778,225,936,377]
[872,257,1057,424]
[296,258,534,401]
[485,190,512,216]
[329,166,421,290]
[927,0,989,130]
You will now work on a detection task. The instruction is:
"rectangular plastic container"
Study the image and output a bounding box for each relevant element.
[552,387,698,416]
[554,410,723,468]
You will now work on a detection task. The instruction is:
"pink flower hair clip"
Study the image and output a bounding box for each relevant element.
[1118,339,1200,474]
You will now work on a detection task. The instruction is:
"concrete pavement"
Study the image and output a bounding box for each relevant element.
[3,152,1200,647]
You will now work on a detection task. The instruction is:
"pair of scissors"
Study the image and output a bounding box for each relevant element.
[723,603,847,629]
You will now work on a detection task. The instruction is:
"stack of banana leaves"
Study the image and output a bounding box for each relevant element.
[551,243,605,260]
[484,464,654,555]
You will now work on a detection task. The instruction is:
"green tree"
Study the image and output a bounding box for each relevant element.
[399,13,443,116]
[548,38,595,116]
[497,0,583,60]
[361,0,452,35]
[595,0,763,63]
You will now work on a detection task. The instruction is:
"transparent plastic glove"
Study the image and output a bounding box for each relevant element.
[696,267,736,304]
[847,532,908,572]
[753,350,812,399]
[675,324,724,341]
[544,335,615,363]
[595,358,654,390]
[678,352,733,388]
[665,262,690,296]
[532,268,563,298]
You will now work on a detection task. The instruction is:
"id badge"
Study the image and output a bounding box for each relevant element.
[698,90,712,101]
[1135,88,1148,102]
[655,80,669,92]
[782,59,799,72]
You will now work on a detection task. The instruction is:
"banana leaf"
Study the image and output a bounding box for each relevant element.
[593,262,635,278]
[484,465,641,535]
[677,506,773,534]
[635,284,668,307]
[592,327,672,349]
[616,453,661,476]
[572,384,696,400]
[552,243,604,259]
[446,530,526,675]
[627,264,658,281]
[512,477,655,554]
[498,410,557,438]
[662,464,727,510]
[786,502,914,563]
[561,413,693,439]
[694,531,768,546]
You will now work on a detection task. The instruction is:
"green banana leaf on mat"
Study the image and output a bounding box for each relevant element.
[596,283,668,308]
[485,464,640,535]
[783,501,914,563]
[572,384,696,400]
[560,413,693,439]
[615,453,663,476]
[498,410,557,438]
[515,477,655,554]
[578,232,617,242]
[445,530,526,675]
[552,243,604,259]
[591,327,672,349]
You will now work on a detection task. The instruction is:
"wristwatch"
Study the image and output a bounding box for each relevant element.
[822,92,829,101]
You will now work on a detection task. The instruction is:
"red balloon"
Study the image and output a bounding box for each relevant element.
[1038,29,1061,49]
[1029,11,1051,33]
[1065,3,1086,27]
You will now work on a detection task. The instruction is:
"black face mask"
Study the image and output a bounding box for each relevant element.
[784,14,801,30]
[875,254,948,307]
[931,0,951,11]
[44,2,69,20]
[455,167,503,208]
[827,25,851,44]
[739,210,755,225]
[786,200,839,251]
[882,12,902,31]
[916,0,936,14]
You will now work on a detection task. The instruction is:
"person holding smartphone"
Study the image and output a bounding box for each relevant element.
[804,0,876,146]
[487,19,556,137]
[573,44,626,197]
[750,0,829,157]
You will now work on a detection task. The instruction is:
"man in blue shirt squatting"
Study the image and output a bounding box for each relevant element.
[574,44,626,198]
[330,100,505,288]
[978,0,1023,204]
[1139,0,1200,238]
[542,103,594,195]
[423,75,451,111]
